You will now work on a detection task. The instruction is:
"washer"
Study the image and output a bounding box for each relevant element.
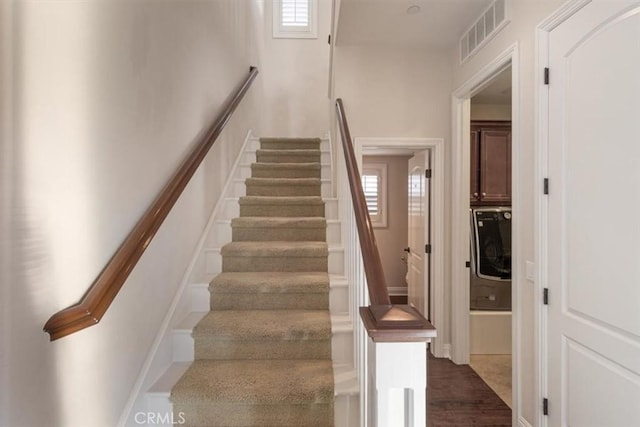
[470,207,512,311]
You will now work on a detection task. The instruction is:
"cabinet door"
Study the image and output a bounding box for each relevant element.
[479,129,511,203]
[470,129,480,202]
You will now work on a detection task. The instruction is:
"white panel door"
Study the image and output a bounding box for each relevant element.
[547,2,640,426]
[408,151,430,318]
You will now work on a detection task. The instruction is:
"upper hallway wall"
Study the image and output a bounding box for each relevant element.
[448,0,564,424]
[333,47,452,139]
[2,1,263,425]
[258,0,332,137]
[331,45,454,347]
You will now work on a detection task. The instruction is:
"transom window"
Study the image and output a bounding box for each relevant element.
[273,0,318,39]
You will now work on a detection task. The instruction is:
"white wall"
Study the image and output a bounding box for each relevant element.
[2,1,263,426]
[258,0,332,137]
[449,0,564,423]
[332,46,453,347]
[0,0,13,423]
[363,155,410,293]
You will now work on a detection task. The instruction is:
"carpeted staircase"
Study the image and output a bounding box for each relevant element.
[171,138,334,426]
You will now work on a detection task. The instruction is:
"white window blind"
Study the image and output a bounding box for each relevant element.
[361,174,380,215]
[273,0,317,39]
[281,0,309,27]
[361,163,387,228]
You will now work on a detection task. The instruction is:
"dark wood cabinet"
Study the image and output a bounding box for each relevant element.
[471,121,511,205]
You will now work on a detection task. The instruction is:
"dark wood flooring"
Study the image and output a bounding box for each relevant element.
[428,355,512,426]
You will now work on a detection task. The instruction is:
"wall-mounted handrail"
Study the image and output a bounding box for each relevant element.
[44,67,259,341]
[335,98,436,342]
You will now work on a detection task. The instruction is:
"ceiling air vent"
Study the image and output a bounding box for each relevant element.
[460,0,509,63]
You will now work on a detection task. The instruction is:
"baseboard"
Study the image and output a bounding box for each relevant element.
[387,286,408,296]
[518,416,533,427]
[117,129,254,427]
[442,344,452,360]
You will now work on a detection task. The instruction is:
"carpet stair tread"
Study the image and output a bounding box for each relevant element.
[221,241,328,257]
[171,359,334,404]
[193,310,331,341]
[209,272,329,293]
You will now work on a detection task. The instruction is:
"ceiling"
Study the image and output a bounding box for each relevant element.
[336,0,494,49]
[472,66,512,104]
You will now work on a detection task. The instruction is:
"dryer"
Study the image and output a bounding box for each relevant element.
[470,207,512,311]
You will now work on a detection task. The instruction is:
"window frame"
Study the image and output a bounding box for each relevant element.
[361,163,388,228]
[272,0,318,39]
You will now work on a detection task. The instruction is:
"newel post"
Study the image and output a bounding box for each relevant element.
[360,306,436,427]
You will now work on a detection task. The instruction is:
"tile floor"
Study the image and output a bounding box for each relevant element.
[469,354,512,408]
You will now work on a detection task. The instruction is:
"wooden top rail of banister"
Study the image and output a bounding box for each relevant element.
[335,98,436,343]
[43,67,259,341]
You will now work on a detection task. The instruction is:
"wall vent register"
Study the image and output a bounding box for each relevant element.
[460,0,509,63]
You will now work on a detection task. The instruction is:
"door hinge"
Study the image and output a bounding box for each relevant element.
[543,178,549,195]
[425,244,432,254]
[544,68,550,85]
[425,168,432,179]
[543,288,549,305]
[543,397,549,415]
[465,261,471,268]
[328,34,331,44]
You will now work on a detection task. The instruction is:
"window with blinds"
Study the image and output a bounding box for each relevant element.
[273,0,318,39]
[281,0,309,27]
[361,174,380,215]
[361,163,387,228]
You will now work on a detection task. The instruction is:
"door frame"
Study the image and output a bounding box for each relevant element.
[535,2,592,427]
[354,137,446,358]
[451,43,519,422]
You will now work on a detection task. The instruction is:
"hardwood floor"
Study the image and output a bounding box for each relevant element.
[428,355,512,426]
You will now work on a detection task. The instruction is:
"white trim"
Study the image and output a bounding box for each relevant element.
[272,0,318,39]
[534,3,591,427]
[451,43,519,425]
[387,286,408,296]
[442,343,452,360]
[117,130,255,426]
[354,137,446,358]
[518,415,534,427]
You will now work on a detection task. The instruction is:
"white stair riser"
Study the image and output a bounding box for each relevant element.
[207,222,231,247]
[239,165,252,180]
[189,285,210,313]
[144,395,174,427]
[241,152,257,164]
[204,250,222,275]
[328,248,344,275]
[327,221,341,244]
[335,393,360,427]
[232,180,246,197]
[221,198,239,218]
[332,329,354,365]
[172,331,194,362]
[330,283,349,315]
[247,138,260,151]
[321,164,330,180]
[324,199,338,220]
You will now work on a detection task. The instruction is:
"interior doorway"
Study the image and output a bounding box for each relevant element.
[467,66,513,408]
[355,137,445,357]
[451,44,519,423]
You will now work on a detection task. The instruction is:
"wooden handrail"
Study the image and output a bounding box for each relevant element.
[44,67,259,341]
[335,98,436,342]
